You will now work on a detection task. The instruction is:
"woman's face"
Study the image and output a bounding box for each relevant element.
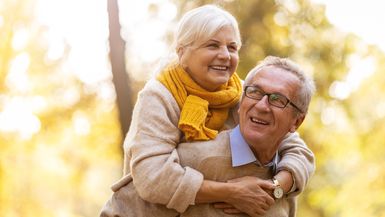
[179,25,239,91]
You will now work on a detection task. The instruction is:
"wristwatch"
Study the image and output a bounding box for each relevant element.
[272,177,284,199]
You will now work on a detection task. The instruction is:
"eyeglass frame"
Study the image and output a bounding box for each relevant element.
[243,85,303,113]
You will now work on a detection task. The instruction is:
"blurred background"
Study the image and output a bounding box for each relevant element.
[1,0,385,216]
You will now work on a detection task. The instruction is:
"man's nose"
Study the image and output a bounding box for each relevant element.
[254,95,271,112]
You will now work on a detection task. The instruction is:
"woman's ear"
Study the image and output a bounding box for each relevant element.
[177,46,184,59]
[178,46,190,69]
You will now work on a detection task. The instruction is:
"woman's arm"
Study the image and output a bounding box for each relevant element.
[124,80,204,213]
[126,80,279,214]
[276,132,315,197]
[196,178,275,217]
[274,170,294,194]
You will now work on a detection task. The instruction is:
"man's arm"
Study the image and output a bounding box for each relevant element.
[125,81,204,213]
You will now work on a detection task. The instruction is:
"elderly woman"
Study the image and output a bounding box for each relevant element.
[101,5,314,217]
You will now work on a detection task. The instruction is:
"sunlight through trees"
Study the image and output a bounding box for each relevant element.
[1,0,384,216]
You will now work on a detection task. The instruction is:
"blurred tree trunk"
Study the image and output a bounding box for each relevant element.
[107,0,133,138]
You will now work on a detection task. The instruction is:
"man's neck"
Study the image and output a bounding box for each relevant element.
[250,142,278,165]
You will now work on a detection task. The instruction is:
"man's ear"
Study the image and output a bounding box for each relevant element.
[237,98,242,115]
[289,114,305,133]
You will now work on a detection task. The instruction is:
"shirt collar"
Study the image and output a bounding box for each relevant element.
[229,125,279,170]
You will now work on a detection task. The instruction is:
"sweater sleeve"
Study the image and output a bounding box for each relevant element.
[123,80,204,213]
[276,132,315,197]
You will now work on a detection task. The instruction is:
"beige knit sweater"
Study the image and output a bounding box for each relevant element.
[100,79,315,216]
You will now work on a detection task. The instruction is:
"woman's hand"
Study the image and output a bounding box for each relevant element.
[218,176,275,217]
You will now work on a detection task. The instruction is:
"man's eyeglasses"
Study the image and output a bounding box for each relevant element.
[244,86,303,113]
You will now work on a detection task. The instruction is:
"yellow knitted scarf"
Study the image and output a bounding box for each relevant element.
[157,63,242,141]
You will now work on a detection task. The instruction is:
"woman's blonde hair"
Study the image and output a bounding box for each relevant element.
[154,5,241,75]
[174,4,242,52]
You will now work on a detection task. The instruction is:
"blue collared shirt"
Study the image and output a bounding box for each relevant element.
[229,125,279,172]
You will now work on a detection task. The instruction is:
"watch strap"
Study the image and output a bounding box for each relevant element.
[272,177,280,187]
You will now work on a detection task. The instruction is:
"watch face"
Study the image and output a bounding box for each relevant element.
[273,187,284,199]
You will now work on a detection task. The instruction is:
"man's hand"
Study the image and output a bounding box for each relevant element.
[217,176,275,217]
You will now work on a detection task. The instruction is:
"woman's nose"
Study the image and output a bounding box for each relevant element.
[218,47,230,59]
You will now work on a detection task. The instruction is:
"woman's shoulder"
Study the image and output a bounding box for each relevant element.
[140,79,171,96]
[138,78,176,104]
[133,79,180,125]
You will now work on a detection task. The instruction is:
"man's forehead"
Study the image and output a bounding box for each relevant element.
[250,67,299,93]
[253,66,296,81]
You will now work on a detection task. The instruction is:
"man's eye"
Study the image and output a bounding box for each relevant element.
[270,94,280,101]
[250,90,263,96]
[270,94,287,105]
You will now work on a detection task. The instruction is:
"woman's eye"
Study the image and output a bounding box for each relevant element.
[228,45,238,51]
[208,44,219,48]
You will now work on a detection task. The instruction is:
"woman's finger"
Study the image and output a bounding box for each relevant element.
[213,202,234,209]
[223,208,242,214]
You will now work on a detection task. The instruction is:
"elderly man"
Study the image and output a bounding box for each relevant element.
[100,56,315,217]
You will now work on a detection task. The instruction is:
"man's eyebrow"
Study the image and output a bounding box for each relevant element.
[248,84,286,96]
[249,84,262,88]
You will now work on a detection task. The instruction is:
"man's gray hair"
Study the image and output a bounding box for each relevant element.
[244,56,316,114]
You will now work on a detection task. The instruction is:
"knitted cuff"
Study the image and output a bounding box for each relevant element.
[178,95,209,140]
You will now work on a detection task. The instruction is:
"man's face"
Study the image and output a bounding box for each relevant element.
[238,66,305,152]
